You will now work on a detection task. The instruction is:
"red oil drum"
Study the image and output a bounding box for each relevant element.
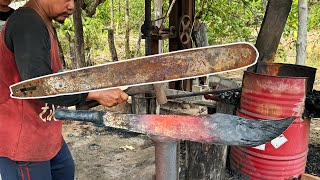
[256,62,317,92]
[230,71,310,180]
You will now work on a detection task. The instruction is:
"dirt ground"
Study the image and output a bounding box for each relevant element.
[62,103,320,180]
[63,124,155,180]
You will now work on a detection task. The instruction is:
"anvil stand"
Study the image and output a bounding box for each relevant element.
[151,135,179,180]
[142,0,179,179]
[152,85,179,180]
[132,84,179,180]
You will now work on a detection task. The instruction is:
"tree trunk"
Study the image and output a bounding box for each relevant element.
[182,103,234,180]
[73,0,86,68]
[108,29,118,61]
[193,21,209,48]
[262,0,267,12]
[135,27,142,57]
[110,0,114,29]
[86,0,105,17]
[296,0,308,65]
[125,0,130,59]
[254,0,293,64]
[65,32,76,69]
[117,0,121,33]
[184,107,231,180]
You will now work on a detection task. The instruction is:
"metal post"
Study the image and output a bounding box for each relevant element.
[144,0,152,56]
[145,1,177,179]
[152,136,178,180]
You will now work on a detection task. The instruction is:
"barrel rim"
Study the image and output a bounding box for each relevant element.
[244,71,309,80]
[257,62,317,72]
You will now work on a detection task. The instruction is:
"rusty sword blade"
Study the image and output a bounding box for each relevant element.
[10,42,258,99]
[54,109,294,146]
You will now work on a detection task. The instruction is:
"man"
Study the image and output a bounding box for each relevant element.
[0,0,128,179]
[0,0,14,29]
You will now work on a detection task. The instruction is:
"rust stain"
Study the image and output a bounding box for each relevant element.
[241,71,307,120]
[256,63,281,76]
[243,72,307,95]
[11,43,258,98]
[255,103,283,117]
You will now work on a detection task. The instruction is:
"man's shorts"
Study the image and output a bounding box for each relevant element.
[0,142,74,180]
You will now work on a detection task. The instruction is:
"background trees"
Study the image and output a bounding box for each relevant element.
[52,0,320,76]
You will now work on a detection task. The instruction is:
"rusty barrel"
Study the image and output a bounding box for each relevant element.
[256,62,317,92]
[230,64,315,180]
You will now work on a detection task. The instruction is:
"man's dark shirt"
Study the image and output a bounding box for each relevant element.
[0,7,14,21]
[4,8,87,106]
[0,7,14,29]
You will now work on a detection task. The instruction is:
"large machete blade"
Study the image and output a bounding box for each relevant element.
[10,42,258,99]
[54,109,294,146]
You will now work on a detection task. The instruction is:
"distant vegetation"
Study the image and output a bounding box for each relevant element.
[52,0,320,80]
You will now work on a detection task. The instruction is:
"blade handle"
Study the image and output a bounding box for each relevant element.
[55,109,104,125]
[76,85,154,110]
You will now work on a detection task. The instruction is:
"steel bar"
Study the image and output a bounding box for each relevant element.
[166,88,240,99]
[54,109,295,146]
[77,87,240,110]
[153,138,178,180]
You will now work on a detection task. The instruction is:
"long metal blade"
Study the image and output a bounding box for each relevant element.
[10,42,258,99]
[54,109,294,146]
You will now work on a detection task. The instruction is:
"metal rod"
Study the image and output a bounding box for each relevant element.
[76,88,240,110]
[154,16,165,22]
[166,88,240,99]
[145,0,152,56]
[154,139,178,180]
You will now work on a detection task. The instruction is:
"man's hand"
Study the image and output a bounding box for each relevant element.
[86,88,128,107]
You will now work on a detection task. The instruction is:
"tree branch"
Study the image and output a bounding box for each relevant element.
[85,0,106,17]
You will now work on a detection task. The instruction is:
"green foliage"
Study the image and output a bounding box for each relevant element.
[56,0,320,71]
[94,1,111,26]
[197,0,264,44]
[308,1,320,30]
[57,18,74,37]
[282,0,320,37]
[82,16,105,49]
[283,0,299,38]
[57,0,146,63]
[57,7,105,59]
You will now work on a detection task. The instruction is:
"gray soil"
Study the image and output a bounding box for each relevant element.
[63,124,155,180]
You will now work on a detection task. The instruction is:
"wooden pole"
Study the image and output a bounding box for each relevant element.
[107,29,118,62]
[125,0,130,59]
[296,0,308,65]
[73,0,86,68]
[65,32,76,69]
[116,0,121,34]
[110,0,114,29]
[254,0,293,64]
